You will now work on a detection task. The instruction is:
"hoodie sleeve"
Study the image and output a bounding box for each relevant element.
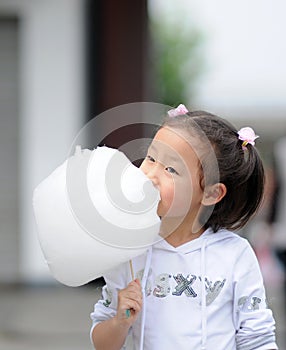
[233,241,278,350]
[89,262,130,345]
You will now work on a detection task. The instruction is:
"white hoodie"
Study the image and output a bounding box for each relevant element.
[90,228,278,350]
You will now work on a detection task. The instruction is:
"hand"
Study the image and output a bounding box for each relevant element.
[115,279,142,327]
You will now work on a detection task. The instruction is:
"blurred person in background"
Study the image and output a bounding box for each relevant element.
[272,135,286,310]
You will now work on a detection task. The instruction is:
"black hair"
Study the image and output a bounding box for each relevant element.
[162,110,265,232]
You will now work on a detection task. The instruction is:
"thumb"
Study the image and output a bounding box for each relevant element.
[134,278,141,287]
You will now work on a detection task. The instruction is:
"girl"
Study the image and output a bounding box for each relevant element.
[90,105,278,350]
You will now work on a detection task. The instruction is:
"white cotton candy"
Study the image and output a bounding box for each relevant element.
[33,146,160,287]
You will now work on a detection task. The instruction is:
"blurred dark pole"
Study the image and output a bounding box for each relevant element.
[85,0,151,164]
[85,0,149,120]
[85,0,102,120]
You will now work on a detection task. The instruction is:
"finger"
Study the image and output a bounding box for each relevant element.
[134,278,141,287]
[117,303,141,320]
[119,285,143,300]
[118,295,142,313]
[123,289,143,301]
[127,280,142,292]
[118,291,143,311]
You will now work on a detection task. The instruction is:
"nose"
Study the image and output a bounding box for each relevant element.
[145,165,160,186]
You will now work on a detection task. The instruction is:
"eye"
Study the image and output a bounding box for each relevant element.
[165,166,179,175]
[146,155,155,162]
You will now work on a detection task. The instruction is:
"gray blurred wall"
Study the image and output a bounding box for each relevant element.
[0,0,85,284]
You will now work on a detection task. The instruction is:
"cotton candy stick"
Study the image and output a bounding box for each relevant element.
[129,259,135,280]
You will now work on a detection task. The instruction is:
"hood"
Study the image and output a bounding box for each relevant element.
[154,227,236,254]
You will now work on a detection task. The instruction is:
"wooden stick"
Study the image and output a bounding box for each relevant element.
[129,259,134,281]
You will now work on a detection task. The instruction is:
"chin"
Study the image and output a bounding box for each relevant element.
[157,207,169,219]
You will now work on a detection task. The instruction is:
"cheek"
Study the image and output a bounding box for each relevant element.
[156,179,174,217]
[160,180,191,216]
[158,182,174,208]
[172,184,192,214]
[161,173,204,218]
[163,186,175,208]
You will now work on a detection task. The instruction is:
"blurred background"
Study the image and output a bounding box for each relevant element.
[0,0,286,349]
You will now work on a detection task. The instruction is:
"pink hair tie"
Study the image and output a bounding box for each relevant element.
[167,104,189,117]
[237,127,259,149]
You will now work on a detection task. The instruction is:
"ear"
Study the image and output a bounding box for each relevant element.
[202,183,227,206]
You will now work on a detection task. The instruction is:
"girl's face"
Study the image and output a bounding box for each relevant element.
[140,127,204,224]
